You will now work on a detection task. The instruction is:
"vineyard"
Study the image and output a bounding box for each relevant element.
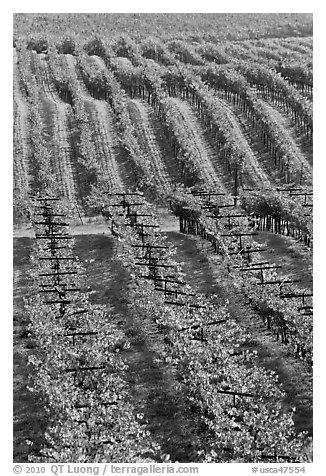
[13,13,313,464]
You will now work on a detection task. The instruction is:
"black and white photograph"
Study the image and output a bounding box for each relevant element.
[9,4,319,473]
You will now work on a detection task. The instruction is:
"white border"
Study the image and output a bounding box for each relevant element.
[3,4,324,475]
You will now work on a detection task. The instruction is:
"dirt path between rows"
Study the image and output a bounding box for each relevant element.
[128,99,173,196]
[253,232,312,291]
[13,212,180,238]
